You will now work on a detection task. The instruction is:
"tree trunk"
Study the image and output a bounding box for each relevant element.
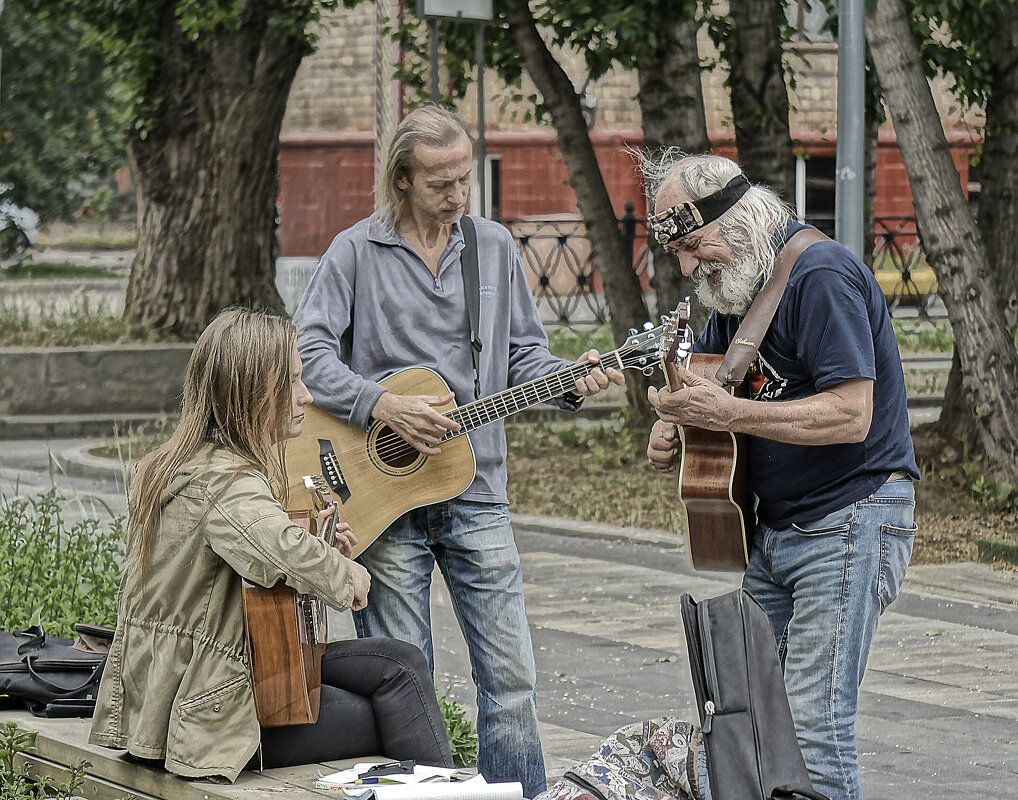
[725,0,796,202]
[863,113,879,268]
[935,346,982,452]
[124,2,303,338]
[505,1,654,423]
[977,7,1018,331]
[637,16,712,335]
[867,0,1018,488]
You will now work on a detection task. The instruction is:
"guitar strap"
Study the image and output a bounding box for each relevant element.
[459,216,484,399]
[715,227,830,387]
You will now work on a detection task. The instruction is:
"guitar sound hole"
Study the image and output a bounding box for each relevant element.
[375,426,420,470]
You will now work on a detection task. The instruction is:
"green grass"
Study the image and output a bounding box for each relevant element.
[89,416,178,461]
[47,233,137,250]
[0,296,184,346]
[2,261,121,280]
[892,318,954,353]
[977,538,1018,566]
[546,325,616,360]
[553,321,955,359]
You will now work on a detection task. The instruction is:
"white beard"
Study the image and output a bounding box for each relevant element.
[692,248,772,316]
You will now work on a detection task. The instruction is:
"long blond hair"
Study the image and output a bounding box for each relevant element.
[127,308,297,576]
[377,105,473,228]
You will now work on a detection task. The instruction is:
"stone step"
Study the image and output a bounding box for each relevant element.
[4,709,385,799]
[0,413,168,441]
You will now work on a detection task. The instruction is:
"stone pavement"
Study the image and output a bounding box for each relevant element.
[2,438,1017,799]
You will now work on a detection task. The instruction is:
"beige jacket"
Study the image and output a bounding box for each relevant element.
[89,450,354,781]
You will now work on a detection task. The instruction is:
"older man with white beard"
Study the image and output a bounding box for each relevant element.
[643,153,919,800]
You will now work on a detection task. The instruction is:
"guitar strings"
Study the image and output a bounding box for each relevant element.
[368,358,598,462]
[365,337,657,465]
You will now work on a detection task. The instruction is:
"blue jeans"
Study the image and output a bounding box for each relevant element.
[743,478,916,800]
[353,500,547,798]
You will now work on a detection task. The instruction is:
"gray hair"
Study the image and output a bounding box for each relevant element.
[640,149,792,269]
[377,105,474,228]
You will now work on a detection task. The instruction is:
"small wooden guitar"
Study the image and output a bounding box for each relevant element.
[284,324,667,558]
[660,301,752,572]
[242,474,337,727]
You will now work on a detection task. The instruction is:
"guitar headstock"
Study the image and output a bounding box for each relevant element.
[303,474,335,512]
[660,298,694,369]
[615,322,669,375]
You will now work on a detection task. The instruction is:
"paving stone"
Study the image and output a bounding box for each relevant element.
[3,438,1017,798]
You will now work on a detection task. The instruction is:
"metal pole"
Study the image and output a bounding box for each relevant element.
[836,0,866,259]
[429,18,440,104]
[475,22,486,218]
[1,0,5,117]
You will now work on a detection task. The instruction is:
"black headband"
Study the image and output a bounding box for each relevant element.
[648,174,752,245]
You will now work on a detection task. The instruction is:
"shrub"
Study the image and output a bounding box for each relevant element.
[436,686,478,768]
[0,486,124,637]
[0,721,89,800]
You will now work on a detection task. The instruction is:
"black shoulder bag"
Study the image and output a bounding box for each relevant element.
[0,624,114,718]
[681,589,830,800]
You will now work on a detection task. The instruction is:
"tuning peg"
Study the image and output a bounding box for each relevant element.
[628,327,637,336]
[643,321,654,331]
[641,366,656,376]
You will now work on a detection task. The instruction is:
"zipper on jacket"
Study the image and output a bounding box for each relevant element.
[683,602,712,731]
[698,611,721,722]
[563,769,611,800]
[702,699,716,734]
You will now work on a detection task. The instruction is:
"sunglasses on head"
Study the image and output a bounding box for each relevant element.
[648,174,751,245]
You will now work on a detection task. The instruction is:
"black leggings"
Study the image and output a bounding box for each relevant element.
[258,637,454,768]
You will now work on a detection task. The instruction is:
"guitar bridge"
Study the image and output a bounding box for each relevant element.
[318,439,351,503]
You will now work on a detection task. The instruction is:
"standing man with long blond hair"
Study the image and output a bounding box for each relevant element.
[293,106,624,797]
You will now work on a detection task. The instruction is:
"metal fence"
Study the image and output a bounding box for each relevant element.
[274,212,944,326]
[501,209,944,327]
[505,203,654,327]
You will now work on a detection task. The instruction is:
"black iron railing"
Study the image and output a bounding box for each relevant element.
[499,209,943,327]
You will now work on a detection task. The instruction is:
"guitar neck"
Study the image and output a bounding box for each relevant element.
[663,362,678,392]
[440,347,628,440]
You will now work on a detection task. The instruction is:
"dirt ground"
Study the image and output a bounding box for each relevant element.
[506,419,1018,569]
[908,423,1018,566]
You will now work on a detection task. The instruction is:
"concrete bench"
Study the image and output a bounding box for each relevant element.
[3,710,386,799]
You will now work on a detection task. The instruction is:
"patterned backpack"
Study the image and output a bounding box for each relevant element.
[535,718,708,800]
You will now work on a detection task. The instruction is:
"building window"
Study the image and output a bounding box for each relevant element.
[796,154,836,237]
[487,154,502,221]
[472,153,501,220]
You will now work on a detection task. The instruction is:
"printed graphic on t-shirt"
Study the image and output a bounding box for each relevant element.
[750,353,788,401]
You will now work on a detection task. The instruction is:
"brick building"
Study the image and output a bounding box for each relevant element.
[276,2,981,258]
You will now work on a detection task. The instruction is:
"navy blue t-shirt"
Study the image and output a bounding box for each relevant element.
[694,223,919,528]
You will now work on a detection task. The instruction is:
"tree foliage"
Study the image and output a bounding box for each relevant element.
[21,0,338,131]
[388,1,705,123]
[0,0,125,222]
[17,0,342,337]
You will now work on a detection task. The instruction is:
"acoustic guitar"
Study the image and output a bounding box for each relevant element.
[284,324,667,558]
[659,301,752,571]
[242,474,337,727]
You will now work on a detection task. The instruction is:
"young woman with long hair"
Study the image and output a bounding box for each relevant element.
[90,308,453,782]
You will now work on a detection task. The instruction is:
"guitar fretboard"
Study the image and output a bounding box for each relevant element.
[440,346,632,439]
